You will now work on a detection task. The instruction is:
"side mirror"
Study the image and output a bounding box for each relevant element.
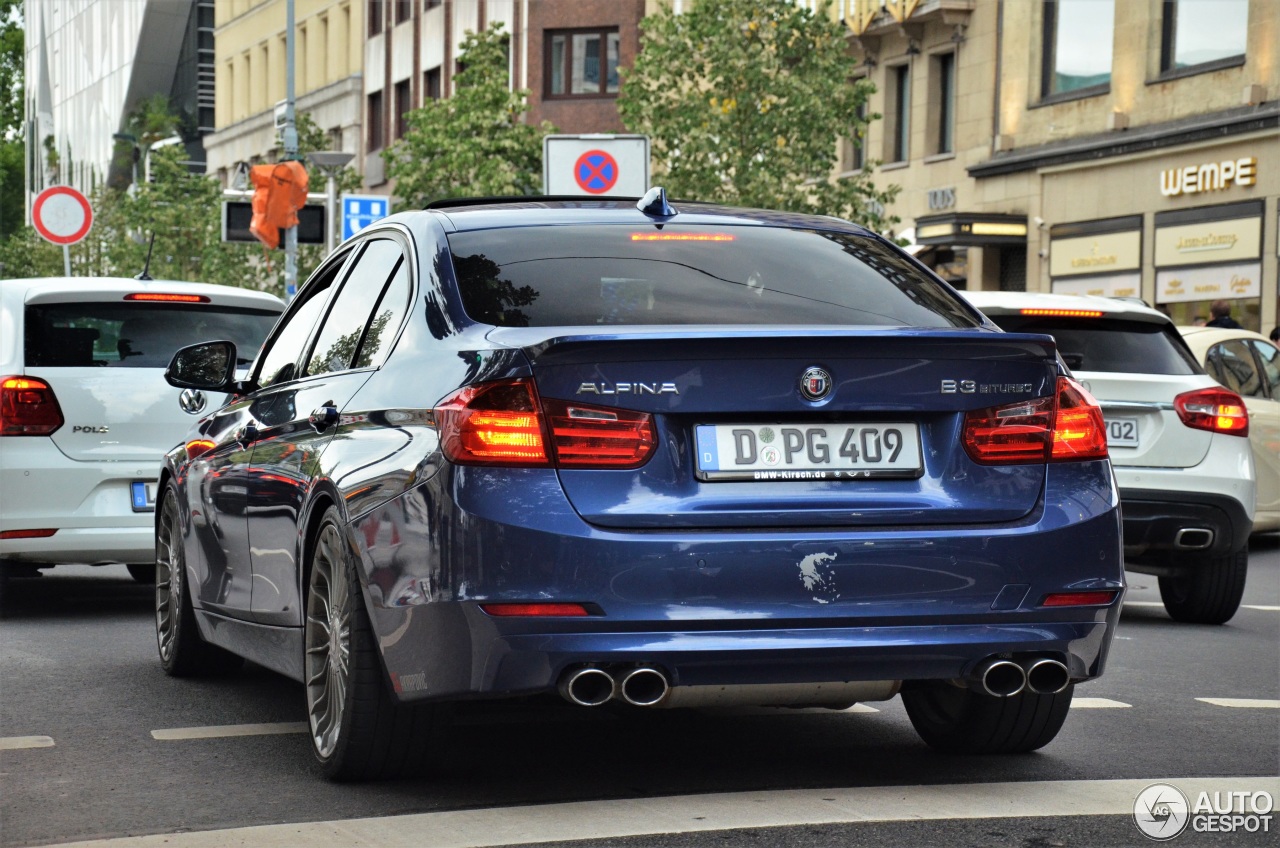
[166,341,238,391]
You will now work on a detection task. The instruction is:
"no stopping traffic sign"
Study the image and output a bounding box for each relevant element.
[573,150,619,194]
[33,186,94,246]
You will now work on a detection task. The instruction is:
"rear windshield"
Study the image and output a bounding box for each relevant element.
[446,224,979,328]
[989,316,1201,375]
[24,302,280,368]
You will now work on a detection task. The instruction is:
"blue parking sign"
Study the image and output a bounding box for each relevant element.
[341,194,391,241]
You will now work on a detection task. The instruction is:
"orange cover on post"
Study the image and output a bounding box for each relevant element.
[248,161,309,250]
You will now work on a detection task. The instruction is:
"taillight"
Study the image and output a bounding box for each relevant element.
[963,377,1107,465]
[434,378,657,469]
[1040,591,1118,607]
[1174,388,1249,437]
[0,376,64,436]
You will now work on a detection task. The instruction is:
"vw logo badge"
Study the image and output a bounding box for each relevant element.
[799,367,832,401]
[179,389,207,415]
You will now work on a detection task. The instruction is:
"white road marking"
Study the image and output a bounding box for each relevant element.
[45,777,1280,848]
[1122,601,1165,607]
[1243,605,1280,611]
[1196,698,1280,709]
[150,722,308,741]
[0,735,55,750]
[1071,698,1132,709]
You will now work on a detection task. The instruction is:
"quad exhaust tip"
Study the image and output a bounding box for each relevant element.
[1024,658,1070,695]
[619,667,670,707]
[977,659,1027,698]
[559,667,615,707]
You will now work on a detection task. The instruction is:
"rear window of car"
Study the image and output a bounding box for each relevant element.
[988,316,1201,375]
[446,224,979,329]
[24,302,280,368]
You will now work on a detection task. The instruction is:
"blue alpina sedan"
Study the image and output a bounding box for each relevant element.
[159,191,1123,779]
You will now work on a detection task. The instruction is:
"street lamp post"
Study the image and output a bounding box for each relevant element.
[307,151,355,253]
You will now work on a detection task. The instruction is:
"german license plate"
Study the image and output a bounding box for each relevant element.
[130,481,157,512]
[694,423,922,482]
[1106,416,1139,448]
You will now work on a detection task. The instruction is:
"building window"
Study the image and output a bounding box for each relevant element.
[885,64,910,164]
[932,52,955,155]
[1041,0,1113,99]
[546,29,620,97]
[424,67,441,101]
[841,83,867,172]
[367,90,384,151]
[394,79,411,139]
[424,0,441,9]
[1160,0,1247,74]
[368,0,383,37]
[394,0,410,24]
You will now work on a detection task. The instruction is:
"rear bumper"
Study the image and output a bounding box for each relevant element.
[351,460,1125,704]
[0,438,159,565]
[1119,487,1253,559]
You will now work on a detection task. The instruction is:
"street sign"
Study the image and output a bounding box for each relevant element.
[544,135,649,197]
[342,194,391,240]
[33,185,93,246]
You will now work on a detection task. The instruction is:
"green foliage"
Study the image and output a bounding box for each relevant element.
[618,0,898,230]
[385,23,555,207]
[0,0,22,137]
[294,112,363,195]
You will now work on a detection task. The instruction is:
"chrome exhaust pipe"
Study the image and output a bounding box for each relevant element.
[558,667,615,707]
[619,666,670,707]
[1023,658,1070,695]
[1174,528,1214,550]
[976,658,1026,698]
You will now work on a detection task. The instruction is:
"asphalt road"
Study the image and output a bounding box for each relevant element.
[2,533,1277,848]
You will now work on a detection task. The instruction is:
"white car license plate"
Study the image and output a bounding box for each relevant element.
[1105,416,1140,448]
[130,481,157,512]
[694,423,922,482]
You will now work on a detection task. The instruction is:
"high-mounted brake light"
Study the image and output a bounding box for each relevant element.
[434,378,657,469]
[0,376,64,436]
[963,377,1107,465]
[1174,388,1249,437]
[123,293,210,303]
[629,233,735,242]
[1018,308,1105,318]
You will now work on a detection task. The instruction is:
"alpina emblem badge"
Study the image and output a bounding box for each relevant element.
[799,367,831,401]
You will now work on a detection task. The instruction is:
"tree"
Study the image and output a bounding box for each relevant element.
[618,0,897,230]
[384,23,555,207]
[0,0,25,239]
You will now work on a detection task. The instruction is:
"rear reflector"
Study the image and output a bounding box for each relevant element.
[1018,308,1105,318]
[0,529,57,540]
[123,293,210,303]
[1041,591,1118,607]
[0,376,64,436]
[479,603,591,617]
[1174,387,1249,437]
[964,377,1107,465]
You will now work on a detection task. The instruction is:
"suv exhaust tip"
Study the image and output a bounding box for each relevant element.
[1174,528,1214,550]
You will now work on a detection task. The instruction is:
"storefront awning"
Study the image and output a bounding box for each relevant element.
[914,213,1028,246]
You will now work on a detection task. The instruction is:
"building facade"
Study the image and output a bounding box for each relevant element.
[843,0,1279,333]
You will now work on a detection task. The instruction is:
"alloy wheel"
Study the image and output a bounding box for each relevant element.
[305,524,352,760]
[155,492,181,663]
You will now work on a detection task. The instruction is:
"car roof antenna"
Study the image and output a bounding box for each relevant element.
[135,232,156,281]
[637,186,677,219]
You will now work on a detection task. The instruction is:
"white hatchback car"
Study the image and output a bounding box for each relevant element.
[964,291,1255,624]
[0,277,282,587]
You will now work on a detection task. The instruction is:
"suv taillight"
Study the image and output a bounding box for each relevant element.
[434,378,656,469]
[963,377,1107,464]
[1174,388,1249,437]
[0,376,64,436]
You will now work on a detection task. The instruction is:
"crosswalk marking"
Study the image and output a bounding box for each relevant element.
[1195,698,1280,709]
[0,735,55,750]
[44,776,1280,848]
[151,722,308,741]
[1072,698,1132,709]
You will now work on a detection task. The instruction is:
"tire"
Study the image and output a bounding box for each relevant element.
[127,563,156,583]
[155,486,244,676]
[304,506,441,781]
[902,681,1074,754]
[1158,549,1247,625]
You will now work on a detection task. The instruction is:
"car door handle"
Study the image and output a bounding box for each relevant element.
[235,423,259,446]
[309,404,339,432]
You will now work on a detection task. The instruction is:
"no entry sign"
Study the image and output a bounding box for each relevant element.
[544,135,649,197]
[33,185,93,246]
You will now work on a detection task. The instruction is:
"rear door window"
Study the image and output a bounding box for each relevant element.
[24,303,278,368]
[446,224,979,329]
[987,316,1201,375]
[304,238,407,377]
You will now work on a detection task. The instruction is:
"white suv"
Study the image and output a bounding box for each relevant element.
[0,277,282,588]
[964,291,1255,624]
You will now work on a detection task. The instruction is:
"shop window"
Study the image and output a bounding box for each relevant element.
[367,90,384,152]
[1160,0,1247,76]
[394,79,411,140]
[884,64,910,164]
[1041,0,1113,100]
[546,29,620,97]
[931,52,955,156]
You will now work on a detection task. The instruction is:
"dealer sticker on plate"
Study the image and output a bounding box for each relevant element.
[130,481,157,512]
[695,423,922,482]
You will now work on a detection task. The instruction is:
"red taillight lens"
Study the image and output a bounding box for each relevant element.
[0,376,64,436]
[1174,388,1249,437]
[479,603,591,617]
[542,398,656,468]
[1041,591,1118,607]
[964,377,1107,464]
[435,379,550,466]
[123,293,210,303]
